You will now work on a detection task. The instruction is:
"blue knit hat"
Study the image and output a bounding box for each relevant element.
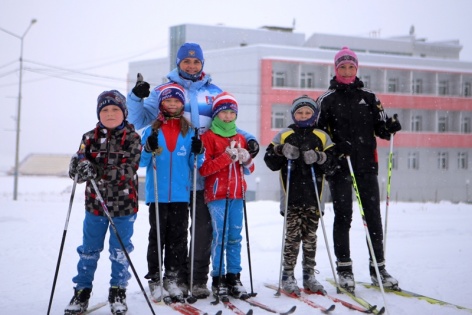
[176,42,204,67]
[157,84,186,107]
[291,95,319,128]
[96,90,127,119]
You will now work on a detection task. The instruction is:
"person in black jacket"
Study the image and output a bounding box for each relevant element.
[264,95,337,296]
[316,47,402,293]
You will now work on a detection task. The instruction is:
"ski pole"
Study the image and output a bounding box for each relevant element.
[90,179,156,315]
[187,128,200,304]
[151,149,165,303]
[384,134,394,257]
[346,156,389,315]
[276,159,292,296]
[310,166,339,290]
[47,173,78,315]
[239,162,256,297]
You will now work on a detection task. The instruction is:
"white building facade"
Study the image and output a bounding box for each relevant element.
[128,24,472,203]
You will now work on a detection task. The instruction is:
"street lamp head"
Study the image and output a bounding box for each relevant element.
[31,19,37,25]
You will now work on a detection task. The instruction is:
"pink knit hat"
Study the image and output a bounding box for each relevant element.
[334,47,358,69]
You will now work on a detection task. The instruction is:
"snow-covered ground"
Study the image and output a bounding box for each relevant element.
[1,175,471,315]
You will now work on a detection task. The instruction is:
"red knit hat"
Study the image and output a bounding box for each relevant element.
[212,92,238,119]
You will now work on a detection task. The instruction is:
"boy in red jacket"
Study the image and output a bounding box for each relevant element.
[199,92,255,301]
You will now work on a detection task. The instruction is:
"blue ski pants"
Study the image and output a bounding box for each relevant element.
[72,211,136,290]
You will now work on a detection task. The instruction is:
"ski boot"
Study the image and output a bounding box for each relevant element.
[337,260,355,293]
[108,287,127,315]
[64,287,91,315]
[164,272,185,303]
[212,275,229,302]
[303,269,326,294]
[149,279,169,303]
[281,270,301,296]
[370,261,400,290]
[226,273,250,300]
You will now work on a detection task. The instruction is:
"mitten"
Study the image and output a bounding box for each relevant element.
[76,160,102,181]
[237,148,251,164]
[144,131,159,153]
[386,114,402,134]
[225,147,239,162]
[68,154,79,180]
[247,139,260,158]
[132,73,150,99]
[302,150,327,165]
[191,136,204,154]
[275,143,299,160]
[335,141,352,157]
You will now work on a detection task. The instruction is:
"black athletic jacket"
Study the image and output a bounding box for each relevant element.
[317,77,391,175]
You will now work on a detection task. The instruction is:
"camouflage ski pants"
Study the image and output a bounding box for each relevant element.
[283,205,320,272]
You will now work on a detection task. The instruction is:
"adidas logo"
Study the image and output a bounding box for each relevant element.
[359,99,367,105]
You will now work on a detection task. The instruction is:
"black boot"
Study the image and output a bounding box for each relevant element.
[64,288,91,315]
[226,273,249,300]
[211,275,229,302]
[108,287,127,315]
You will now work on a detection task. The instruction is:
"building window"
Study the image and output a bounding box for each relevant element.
[438,116,448,132]
[461,117,471,133]
[407,152,419,170]
[438,152,448,170]
[300,72,314,88]
[272,71,286,87]
[271,106,288,129]
[438,80,449,95]
[412,79,423,94]
[360,75,371,89]
[458,152,468,170]
[388,78,398,93]
[464,82,472,97]
[411,115,422,131]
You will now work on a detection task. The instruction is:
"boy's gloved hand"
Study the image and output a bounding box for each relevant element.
[144,131,159,153]
[68,154,79,180]
[237,148,251,164]
[76,160,102,181]
[247,139,260,158]
[335,141,352,157]
[386,114,402,134]
[275,143,300,160]
[225,147,239,162]
[132,73,150,99]
[302,150,327,165]
[191,136,204,154]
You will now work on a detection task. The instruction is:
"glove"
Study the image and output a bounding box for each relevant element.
[76,160,102,181]
[237,148,251,164]
[335,141,352,157]
[247,139,260,158]
[191,136,204,154]
[280,209,285,217]
[275,143,299,160]
[386,114,402,134]
[68,154,79,179]
[144,131,159,153]
[225,147,239,162]
[302,150,327,165]
[132,73,150,99]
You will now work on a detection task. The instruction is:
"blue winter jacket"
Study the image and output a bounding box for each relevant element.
[140,126,203,204]
[128,68,255,190]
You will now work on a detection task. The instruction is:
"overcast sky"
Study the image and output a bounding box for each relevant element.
[1,0,471,173]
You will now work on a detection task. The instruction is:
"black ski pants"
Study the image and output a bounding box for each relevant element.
[145,202,189,280]
[181,190,213,285]
[327,172,385,267]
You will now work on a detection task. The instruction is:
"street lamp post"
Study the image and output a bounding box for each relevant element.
[0,19,37,200]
